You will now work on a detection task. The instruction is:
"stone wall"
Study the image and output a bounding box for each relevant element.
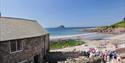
[0,34,49,63]
[48,52,82,62]
[48,52,102,63]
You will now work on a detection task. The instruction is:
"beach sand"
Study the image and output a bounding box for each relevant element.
[50,33,125,52]
[50,33,125,63]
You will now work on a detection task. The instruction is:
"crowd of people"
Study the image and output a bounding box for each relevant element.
[82,48,121,63]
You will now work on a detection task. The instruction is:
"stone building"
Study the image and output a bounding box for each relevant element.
[0,17,49,63]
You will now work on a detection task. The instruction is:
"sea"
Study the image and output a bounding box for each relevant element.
[46,27,112,40]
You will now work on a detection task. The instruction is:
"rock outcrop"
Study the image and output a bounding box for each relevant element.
[57,25,65,28]
[88,28,125,34]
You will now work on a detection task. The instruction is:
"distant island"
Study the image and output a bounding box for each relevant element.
[57,25,65,28]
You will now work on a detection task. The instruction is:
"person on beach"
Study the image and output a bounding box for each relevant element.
[117,55,121,62]
[112,51,117,59]
[109,51,113,60]
[103,50,108,61]
[107,56,110,62]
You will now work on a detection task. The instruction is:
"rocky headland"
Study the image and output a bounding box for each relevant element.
[88,18,125,34]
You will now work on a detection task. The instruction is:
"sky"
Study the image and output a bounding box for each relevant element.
[1,0,125,28]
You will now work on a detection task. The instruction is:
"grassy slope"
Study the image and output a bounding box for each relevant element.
[110,19,125,28]
[50,40,85,50]
[98,19,125,29]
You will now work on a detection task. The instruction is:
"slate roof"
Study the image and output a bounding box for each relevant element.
[0,17,48,41]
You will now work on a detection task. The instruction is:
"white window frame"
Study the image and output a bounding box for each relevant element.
[9,40,23,54]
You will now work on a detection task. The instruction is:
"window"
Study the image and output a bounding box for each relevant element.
[10,40,23,53]
[10,40,17,52]
[17,40,23,50]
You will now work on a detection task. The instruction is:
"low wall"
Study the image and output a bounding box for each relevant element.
[48,51,82,62]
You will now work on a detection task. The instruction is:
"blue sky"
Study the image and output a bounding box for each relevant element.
[1,0,125,28]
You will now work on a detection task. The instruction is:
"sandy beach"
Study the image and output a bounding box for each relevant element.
[108,33,125,40]
[50,33,125,52]
[50,33,125,63]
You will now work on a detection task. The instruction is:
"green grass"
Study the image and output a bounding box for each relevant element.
[96,19,125,29]
[111,19,125,28]
[50,40,85,50]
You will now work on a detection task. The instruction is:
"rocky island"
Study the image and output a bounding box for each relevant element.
[57,25,65,29]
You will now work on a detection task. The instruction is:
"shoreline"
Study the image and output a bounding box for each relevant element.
[50,32,114,40]
[50,33,96,39]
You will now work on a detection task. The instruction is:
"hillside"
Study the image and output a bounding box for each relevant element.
[89,18,125,34]
[111,19,125,28]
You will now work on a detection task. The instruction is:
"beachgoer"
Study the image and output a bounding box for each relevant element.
[117,55,121,62]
